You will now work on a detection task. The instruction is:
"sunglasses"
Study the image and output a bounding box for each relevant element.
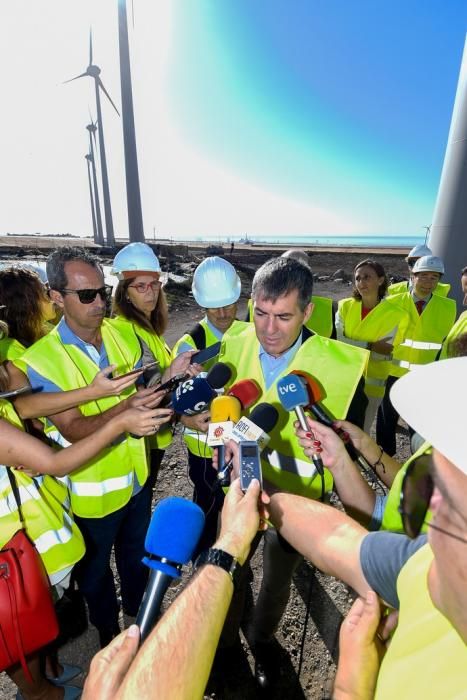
[399,448,467,544]
[58,285,113,304]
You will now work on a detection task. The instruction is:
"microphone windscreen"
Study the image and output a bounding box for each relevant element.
[211,395,242,422]
[172,376,216,414]
[206,362,232,389]
[291,370,326,404]
[227,379,261,409]
[144,497,205,577]
[277,374,309,411]
[249,402,279,433]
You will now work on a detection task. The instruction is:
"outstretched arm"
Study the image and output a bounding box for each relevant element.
[3,404,168,477]
[117,479,262,700]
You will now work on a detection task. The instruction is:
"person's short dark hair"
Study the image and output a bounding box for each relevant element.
[47,246,102,291]
[447,332,467,358]
[252,257,313,312]
[352,259,388,301]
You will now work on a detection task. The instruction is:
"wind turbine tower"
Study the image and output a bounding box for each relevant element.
[66,33,119,247]
[118,0,145,242]
[430,35,467,308]
[85,154,99,244]
[86,120,105,246]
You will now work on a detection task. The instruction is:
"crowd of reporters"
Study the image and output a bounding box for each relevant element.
[0,241,466,699]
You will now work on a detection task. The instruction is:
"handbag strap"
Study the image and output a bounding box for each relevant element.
[5,468,25,528]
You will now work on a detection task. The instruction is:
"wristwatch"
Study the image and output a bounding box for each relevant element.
[194,548,242,587]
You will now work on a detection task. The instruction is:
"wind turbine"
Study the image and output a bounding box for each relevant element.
[118,0,145,242]
[65,32,119,247]
[85,153,99,244]
[86,119,105,245]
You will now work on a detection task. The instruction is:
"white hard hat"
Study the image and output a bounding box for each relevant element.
[407,244,432,259]
[18,263,48,284]
[192,257,241,308]
[111,243,162,280]
[391,358,467,475]
[412,255,444,275]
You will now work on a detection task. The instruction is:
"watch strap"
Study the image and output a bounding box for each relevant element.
[194,547,241,587]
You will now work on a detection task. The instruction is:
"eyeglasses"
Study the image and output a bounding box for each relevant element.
[399,449,467,545]
[128,281,162,294]
[58,285,112,304]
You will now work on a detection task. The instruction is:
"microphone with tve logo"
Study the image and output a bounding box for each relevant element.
[172,363,232,416]
[290,370,372,471]
[136,497,205,643]
[276,373,324,476]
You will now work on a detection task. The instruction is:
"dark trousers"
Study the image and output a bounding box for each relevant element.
[376,375,400,456]
[74,480,152,634]
[188,452,225,558]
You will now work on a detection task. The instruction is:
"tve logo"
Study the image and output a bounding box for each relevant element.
[278,383,297,396]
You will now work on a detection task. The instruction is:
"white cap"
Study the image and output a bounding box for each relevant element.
[390,358,467,475]
[407,244,432,259]
[192,257,241,308]
[412,255,444,275]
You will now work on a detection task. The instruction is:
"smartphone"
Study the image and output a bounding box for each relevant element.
[111,362,159,381]
[0,385,32,400]
[239,441,263,492]
[190,342,221,366]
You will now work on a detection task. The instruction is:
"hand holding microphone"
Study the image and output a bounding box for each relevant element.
[276,373,324,476]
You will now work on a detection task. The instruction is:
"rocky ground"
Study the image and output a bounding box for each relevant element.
[0,243,411,699]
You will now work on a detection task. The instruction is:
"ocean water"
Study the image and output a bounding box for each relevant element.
[184,234,426,248]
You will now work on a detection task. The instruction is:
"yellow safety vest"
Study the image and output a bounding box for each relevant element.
[219,326,369,498]
[375,544,467,699]
[172,319,249,458]
[439,310,467,360]
[0,399,85,578]
[15,320,149,518]
[110,315,173,450]
[337,298,410,398]
[0,337,26,363]
[388,280,451,298]
[388,293,456,377]
[380,442,431,533]
[247,297,334,338]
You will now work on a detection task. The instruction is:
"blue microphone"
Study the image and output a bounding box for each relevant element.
[172,362,232,415]
[136,497,205,642]
[276,374,324,476]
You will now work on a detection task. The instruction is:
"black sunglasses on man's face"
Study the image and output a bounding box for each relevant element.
[58,285,112,304]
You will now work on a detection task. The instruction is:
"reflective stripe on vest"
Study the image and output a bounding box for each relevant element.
[375,545,466,699]
[219,327,368,499]
[16,320,148,518]
[399,339,442,350]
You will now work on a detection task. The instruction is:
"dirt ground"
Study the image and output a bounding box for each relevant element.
[0,244,411,699]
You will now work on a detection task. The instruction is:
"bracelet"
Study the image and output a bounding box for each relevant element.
[372,445,385,472]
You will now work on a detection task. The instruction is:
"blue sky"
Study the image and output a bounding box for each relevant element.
[0,1,466,239]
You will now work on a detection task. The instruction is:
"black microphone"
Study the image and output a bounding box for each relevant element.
[136,497,205,643]
[171,363,232,415]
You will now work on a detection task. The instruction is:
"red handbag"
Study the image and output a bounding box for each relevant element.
[0,469,59,682]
